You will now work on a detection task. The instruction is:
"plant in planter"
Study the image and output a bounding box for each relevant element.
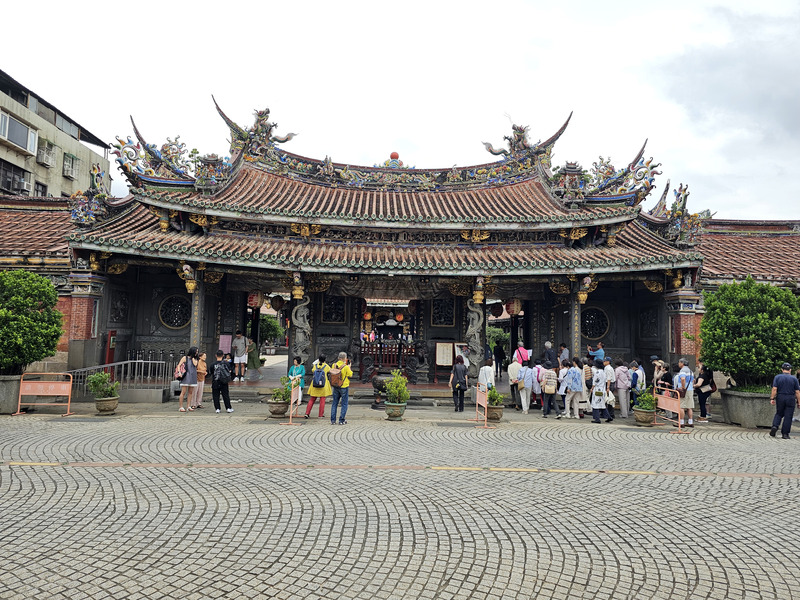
[87,371,120,415]
[266,375,293,418]
[384,369,409,421]
[486,387,505,421]
[632,386,656,427]
[0,271,64,414]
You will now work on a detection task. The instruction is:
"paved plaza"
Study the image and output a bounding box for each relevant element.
[1,401,799,599]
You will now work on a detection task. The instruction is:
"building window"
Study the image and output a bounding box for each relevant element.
[0,158,32,194]
[63,153,80,180]
[36,139,56,168]
[0,112,37,154]
[34,181,47,197]
[581,307,609,340]
[159,295,192,330]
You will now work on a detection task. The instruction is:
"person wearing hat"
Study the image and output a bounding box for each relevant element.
[540,360,560,418]
[770,362,800,439]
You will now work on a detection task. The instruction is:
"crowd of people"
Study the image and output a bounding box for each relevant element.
[467,340,724,426]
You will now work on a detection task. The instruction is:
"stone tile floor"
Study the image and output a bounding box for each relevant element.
[0,403,798,599]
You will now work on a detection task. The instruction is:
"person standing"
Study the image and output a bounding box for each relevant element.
[563,358,584,418]
[246,337,262,380]
[329,352,353,425]
[478,358,496,390]
[603,356,616,421]
[770,362,800,439]
[516,360,536,414]
[211,349,233,413]
[507,355,522,410]
[449,355,469,412]
[288,356,306,406]
[590,359,610,423]
[190,351,208,410]
[177,347,199,412]
[305,354,331,419]
[513,342,529,365]
[614,359,630,418]
[541,361,560,418]
[231,330,247,382]
[557,359,569,415]
[674,358,695,428]
[542,342,557,368]
[695,360,715,421]
[630,360,646,406]
[587,342,605,361]
[493,344,506,379]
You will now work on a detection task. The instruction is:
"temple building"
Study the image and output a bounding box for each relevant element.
[3,100,797,380]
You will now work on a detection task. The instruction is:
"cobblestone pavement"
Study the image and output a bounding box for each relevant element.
[1,403,798,599]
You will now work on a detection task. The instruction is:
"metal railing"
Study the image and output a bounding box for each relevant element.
[68,360,175,398]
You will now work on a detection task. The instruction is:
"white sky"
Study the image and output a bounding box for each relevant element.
[6,0,798,219]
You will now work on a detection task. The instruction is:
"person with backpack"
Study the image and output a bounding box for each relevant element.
[305,354,331,419]
[329,352,354,425]
[211,349,233,413]
[449,355,469,412]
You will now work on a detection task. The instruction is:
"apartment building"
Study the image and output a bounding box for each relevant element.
[0,69,110,197]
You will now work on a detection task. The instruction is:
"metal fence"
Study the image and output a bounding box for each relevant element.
[68,360,176,398]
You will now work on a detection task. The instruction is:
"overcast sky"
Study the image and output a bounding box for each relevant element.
[5,0,797,219]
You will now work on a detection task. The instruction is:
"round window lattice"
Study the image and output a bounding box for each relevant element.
[159,295,191,330]
[581,307,609,340]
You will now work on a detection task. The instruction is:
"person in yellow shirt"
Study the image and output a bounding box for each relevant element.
[305,355,331,419]
[330,351,354,425]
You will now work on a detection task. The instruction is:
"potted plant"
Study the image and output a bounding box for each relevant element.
[87,371,120,415]
[384,369,409,421]
[486,387,505,421]
[266,375,292,418]
[0,271,64,414]
[632,386,657,427]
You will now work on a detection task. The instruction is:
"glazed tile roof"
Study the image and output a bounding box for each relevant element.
[697,220,800,285]
[135,164,639,228]
[0,196,72,266]
[69,203,700,276]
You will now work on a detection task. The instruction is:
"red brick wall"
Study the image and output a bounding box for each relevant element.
[673,312,699,358]
[70,297,96,341]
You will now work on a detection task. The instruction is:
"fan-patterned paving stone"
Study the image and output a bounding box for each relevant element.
[0,405,798,599]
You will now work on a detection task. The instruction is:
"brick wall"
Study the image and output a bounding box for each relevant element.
[70,297,96,341]
[55,296,71,352]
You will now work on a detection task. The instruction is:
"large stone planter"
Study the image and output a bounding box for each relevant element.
[633,406,656,427]
[0,375,22,414]
[486,405,504,421]
[384,401,407,421]
[95,396,119,416]
[267,401,290,419]
[719,388,773,429]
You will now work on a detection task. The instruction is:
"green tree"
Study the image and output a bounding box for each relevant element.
[259,314,284,344]
[486,326,509,352]
[0,270,64,375]
[700,277,800,386]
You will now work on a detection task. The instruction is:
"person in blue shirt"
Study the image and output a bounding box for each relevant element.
[587,342,605,361]
[770,362,800,439]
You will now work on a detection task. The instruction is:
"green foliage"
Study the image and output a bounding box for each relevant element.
[86,372,120,399]
[487,387,504,406]
[385,369,409,404]
[486,326,509,351]
[271,375,292,402]
[700,277,800,387]
[260,314,284,344]
[730,384,772,394]
[635,387,656,411]
[0,270,64,375]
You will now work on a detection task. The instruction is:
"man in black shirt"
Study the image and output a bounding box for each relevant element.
[770,362,800,439]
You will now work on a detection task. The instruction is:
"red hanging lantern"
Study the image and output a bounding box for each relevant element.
[505,298,522,316]
[395,312,404,322]
[247,290,265,308]
[363,311,372,321]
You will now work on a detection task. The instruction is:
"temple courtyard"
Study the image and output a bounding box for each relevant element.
[1,401,798,599]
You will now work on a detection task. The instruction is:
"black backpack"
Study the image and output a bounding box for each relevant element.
[214,361,231,384]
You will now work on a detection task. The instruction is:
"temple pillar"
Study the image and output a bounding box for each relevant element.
[664,287,702,368]
[189,278,204,350]
[568,292,581,360]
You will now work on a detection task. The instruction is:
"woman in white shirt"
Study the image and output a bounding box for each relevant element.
[478,358,496,390]
[590,359,611,423]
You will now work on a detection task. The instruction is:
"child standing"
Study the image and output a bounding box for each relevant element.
[211,349,234,413]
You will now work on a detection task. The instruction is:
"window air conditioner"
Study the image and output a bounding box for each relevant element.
[63,166,78,180]
[37,148,55,167]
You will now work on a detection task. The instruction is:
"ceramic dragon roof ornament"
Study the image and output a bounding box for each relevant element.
[213,96,297,158]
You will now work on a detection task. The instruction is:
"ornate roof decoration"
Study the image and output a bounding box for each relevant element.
[69,164,110,227]
[213,96,297,157]
[642,182,712,248]
[375,152,411,169]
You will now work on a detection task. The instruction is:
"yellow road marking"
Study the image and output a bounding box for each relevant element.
[430,466,484,471]
[489,467,540,473]
[547,469,598,474]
